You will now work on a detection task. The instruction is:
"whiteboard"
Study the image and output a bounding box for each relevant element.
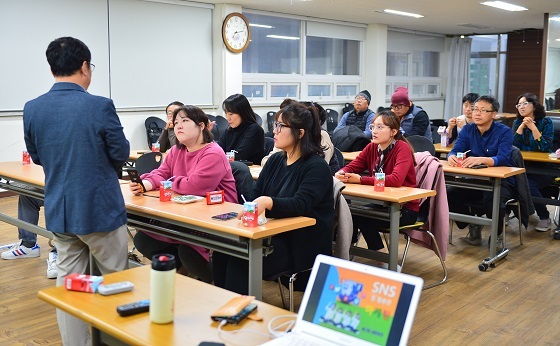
[108,0,213,108]
[0,0,213,112]
[0,0,110,111]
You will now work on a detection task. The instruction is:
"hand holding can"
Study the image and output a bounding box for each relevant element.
[456,152,465,167]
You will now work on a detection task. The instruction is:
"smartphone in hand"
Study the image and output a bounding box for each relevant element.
[125,168,146,192]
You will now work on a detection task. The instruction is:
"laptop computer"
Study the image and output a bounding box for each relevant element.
[263,254,424,346]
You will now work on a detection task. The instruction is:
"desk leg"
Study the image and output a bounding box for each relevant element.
[388,203,400,271]
[248,239,263,300]
[479,178,509,271]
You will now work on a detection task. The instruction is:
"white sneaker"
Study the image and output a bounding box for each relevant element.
[46,251,58,279]
[536,218,552,232]
[1,241,40,260]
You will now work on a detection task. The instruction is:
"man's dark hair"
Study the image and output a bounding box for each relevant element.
[46,37,91,77]
[462,93,480,104]
[475,95,500,112]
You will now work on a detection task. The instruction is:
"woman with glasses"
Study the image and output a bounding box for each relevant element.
[157,101,184,152]
[261,99,339,174]
[213,102,334,295]
[513,93,554,232]
[335,111,418,251]
[218,94,265,164]
[130,105,238,283]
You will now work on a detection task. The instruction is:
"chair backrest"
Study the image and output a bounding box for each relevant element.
[334,147,344,169]
[431,125,441,144]
[550,116,560,151]
[326,117,338,135]
[408,135,436,156]
[254,113,263,126]
[342,102,354,115]
[264,137,275,156]
[430,119,447,127]
[326,109,339,123]
[230,161,255,204]
[266,111,276,137]
[144,116,167,149]
[135,152,164,175]
[215,116,229,141]
[206,114,220,141]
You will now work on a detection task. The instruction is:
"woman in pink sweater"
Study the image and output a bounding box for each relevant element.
[130,105,237,282]
[335,110,418,250]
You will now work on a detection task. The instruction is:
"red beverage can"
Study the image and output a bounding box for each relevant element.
[152,142,160,152]
[242,202,259,227]
[22,151,30,165]
[456,152,465,167]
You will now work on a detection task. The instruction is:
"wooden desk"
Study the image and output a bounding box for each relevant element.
[0,161,316,299]
[38,266,292,346]
[341,184,436,271]
[441,161,525,270]
[341,151,361,164]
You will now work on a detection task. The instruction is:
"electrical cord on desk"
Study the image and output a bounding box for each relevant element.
[142,193,159,198]
[217,317,286,346]
[267,315,296,338]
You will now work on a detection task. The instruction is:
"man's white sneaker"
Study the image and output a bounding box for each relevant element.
[536,218,552,232]
[1,241,40,260]
[46,251,58,279]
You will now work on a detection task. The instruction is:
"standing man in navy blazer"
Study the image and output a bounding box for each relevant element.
[23,37,130,345]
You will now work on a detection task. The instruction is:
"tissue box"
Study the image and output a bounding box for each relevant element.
[64,273,104,293]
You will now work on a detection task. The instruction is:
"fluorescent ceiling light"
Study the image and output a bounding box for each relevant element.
[480,1,528,11]
[266,35,300,40]
[250,23,273,28]
[383,9,424,19]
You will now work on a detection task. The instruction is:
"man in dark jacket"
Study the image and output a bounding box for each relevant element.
[334,90,375,138]
[391,87,432,141]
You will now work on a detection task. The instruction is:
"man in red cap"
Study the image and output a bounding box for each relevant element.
[390,87,432,141]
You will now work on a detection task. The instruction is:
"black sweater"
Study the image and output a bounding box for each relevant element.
[254,152,334,272]
[217,121,265,163]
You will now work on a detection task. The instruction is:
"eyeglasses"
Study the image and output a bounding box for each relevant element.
[88,63,95,72]
[515,101,530,109]
[355,96,367,102]
[273,121,290,132]
[472,108,495,114]
[390,104,405,110]
[369,124,389,131]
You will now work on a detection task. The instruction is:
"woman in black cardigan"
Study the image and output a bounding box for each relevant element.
[213,102,334,294]
[218,94,265,163]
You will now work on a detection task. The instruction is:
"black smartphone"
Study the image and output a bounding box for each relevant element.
[238,160,253,166]
[211,212,238,221]
[126,168,146,192]
[211,303,257,325]
[471,164,488,169]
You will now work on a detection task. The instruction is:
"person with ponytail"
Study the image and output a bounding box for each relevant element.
[213,102,334,295]
[335,110,418,251]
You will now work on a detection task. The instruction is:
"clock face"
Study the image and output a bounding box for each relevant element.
[222,13,251,53]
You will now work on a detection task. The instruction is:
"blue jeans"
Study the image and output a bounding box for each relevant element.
[17,196,43,245]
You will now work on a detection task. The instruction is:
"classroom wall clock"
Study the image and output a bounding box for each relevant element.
[222,12,251,53]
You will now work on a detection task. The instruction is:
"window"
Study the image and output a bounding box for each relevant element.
[306,37,359,75]
[386,30,443,99]
[469,34,508,108]
[242,14,301,74]
[242,12,364,103]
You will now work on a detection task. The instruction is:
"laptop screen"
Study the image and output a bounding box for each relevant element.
[301,261,419,346]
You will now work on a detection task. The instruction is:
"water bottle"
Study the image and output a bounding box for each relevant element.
[150,254,176,324]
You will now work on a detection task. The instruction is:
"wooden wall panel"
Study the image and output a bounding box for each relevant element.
[504,29,544,113]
